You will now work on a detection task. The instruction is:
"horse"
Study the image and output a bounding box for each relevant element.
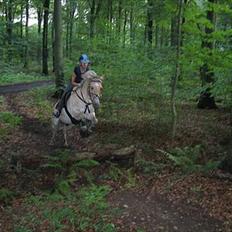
[50,70,103,146]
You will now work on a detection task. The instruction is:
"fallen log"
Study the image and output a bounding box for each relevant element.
[71,145,136,166]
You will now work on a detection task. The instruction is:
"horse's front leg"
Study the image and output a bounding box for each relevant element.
[63,126,68,147]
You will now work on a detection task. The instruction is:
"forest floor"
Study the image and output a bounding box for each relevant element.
[0,83,232,232]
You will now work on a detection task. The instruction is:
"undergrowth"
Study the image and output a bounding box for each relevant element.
[0,111,22,138]
[13,184,115,232]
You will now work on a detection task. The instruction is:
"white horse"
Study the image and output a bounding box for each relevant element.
[50,70,103,146]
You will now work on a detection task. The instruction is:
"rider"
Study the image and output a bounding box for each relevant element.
[53,54,91,118]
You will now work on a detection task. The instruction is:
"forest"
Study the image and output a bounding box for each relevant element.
[0,0,232,231]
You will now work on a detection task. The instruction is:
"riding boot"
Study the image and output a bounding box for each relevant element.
[54,94,65,118]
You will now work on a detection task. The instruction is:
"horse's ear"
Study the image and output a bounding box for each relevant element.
[99,76,104,81]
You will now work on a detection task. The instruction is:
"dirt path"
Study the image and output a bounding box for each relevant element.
[109,190,223,232]
[0,80,53,94]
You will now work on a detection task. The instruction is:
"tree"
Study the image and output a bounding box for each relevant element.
[146,0,153,49]
[53,0,65,94]
[88,0,102,38]
[42,0,50,75]
[171,0,184,139]
[197,0,217,109]
[23,0,29,68]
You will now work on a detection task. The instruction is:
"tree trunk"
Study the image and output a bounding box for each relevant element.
[197,0,217,109]
[6,0,13,62]
[24,0,29,68]
[123,10,127,47]
[155,24,159,48]
[147,0,153,45]
[89,0,102,38]
[37,7,43,65]
[171,16,178,47]
[68,1,76,59]
[146,0,153,56]
[42,0,50,75]
[171,0,183,139]
[107,0,113,44]
[54,0,65,92]
[117,0,122,35]
[160,26,164,47]
[66,17,70,57]
[20,4,23,39]
[129,3,134,45]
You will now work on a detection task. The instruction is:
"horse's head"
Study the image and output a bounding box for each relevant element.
[82,70,103,109]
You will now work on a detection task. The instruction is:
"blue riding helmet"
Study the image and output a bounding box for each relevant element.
[79,54,90,64]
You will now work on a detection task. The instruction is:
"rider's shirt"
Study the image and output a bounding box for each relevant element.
[74,65,89,83]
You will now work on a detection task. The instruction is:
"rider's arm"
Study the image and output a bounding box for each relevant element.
[71,72,79,86]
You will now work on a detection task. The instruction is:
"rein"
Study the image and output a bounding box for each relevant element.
[64,79,100,125]
[75,90,92,114]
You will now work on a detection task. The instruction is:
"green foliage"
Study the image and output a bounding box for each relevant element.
[43,206,76,231]
[166,145,219,174]
[125,168,136,188]
[0,111,22,127]
[15,227,32,232]
[0,111,22,138]
[75,159,100,169]
[17,184,115,232]
[78,184,115,231]
[106,164,124,181]
[135,158,166,175]
[0,188,15,204]
[41,149,71,171]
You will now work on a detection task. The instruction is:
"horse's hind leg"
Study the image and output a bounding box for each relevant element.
[63,126,68,147]
[49,128,57,145]
[49,117,59,145]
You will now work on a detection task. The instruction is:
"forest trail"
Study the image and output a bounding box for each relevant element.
[0,80,53,94]
[0,92,228,231]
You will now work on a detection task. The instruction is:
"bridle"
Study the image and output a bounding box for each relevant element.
[73,78,102,114]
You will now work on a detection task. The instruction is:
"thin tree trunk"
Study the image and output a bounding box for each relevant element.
[160,26,164,47]
[54,0,65,92]
[147,0,153,44]
[129,3,134,45]
[37,8,43,65]
[117,0,122,35]
[6,0,13,62]
[69,6,75,59]
[24,0,29,68]
[146,0,153,56]
[108,0,113,44]
[20,4,23,39]
[197,0,217,109]
[171,0,183,139]
[171,16,178,47]
[89,0,102,38]
[155,24,159,48]
[123,10,127,47]
[42,0,50,75]
[66,19,70,57]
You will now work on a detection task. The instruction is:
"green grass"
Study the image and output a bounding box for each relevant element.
[0,111,22,138]
[0,72,52,85]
